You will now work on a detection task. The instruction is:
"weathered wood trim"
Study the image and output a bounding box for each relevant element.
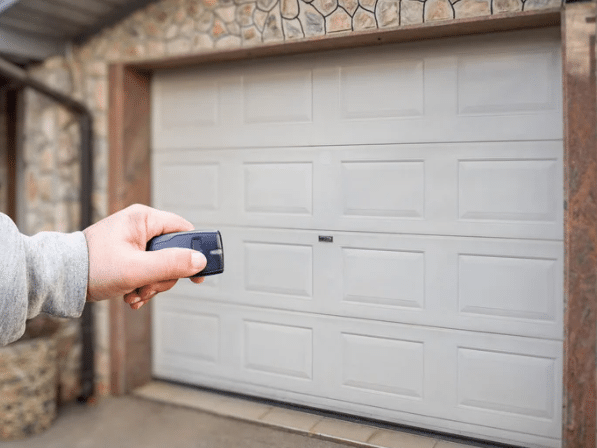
[562,3,597,447]
[108,63,152,395]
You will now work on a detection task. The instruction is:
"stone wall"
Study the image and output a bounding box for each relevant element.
[23,61,81,236]
[19,60,84,403]
[0,337,57,440]
[22,0,563,397]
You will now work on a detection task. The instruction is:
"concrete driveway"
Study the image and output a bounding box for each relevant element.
[2,396,351,448]
[1,393,500,448]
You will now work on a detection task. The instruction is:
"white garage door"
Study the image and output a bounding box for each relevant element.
[151,28,564,448]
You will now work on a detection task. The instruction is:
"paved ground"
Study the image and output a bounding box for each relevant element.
[2,396,353,448]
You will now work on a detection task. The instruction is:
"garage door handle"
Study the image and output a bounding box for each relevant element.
[319,236,333,243]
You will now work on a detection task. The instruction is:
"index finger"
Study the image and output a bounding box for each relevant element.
[145,208,194,239]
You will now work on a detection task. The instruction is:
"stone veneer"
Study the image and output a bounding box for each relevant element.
[21,0,563,397]
[0,337,57,440]
[17,60,85,403]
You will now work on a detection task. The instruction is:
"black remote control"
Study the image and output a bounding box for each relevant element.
[146,230,224,277]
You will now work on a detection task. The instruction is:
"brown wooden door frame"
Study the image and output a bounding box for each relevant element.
[108,65,153,394]
[108,7,596,446]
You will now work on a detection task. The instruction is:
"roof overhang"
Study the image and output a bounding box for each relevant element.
[0,26,64,62]
[0,0,158,64]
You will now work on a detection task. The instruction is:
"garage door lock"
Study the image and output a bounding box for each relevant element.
[319,235,333,243]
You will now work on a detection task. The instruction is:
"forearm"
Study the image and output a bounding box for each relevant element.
[0,214,88,346]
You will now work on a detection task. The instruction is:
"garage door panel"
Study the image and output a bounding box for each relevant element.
[330,141,563,239]
[171,227,562,340]
[341,333,425,399]
[342,248,425,309]
[325,318,562,439]
[152,30,561,150]
[457,348,555,420]
[324,29,561,144]
[341,160,426,218]
[156,71,221,129]
[153,302,227,379]
[153,299,562,445]
[338,60,425,120]
[155,142,562,240]
[167,229,324,315]
[152,303,563,438]
[244,162,313,215]
[244,241,313,298]
[157,163,220,210]
[239,312,321,393]
[455,48,558,116]
[450,340,562,439]
[458,159,559,223]
[159,310,220,363]
[243,321,313,380]
[458,254,558,321]
[243,69,313,124]
[331,232,563,340]
[453,341,561,438]
[152,152,234,225]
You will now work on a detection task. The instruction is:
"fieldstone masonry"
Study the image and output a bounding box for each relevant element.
[0,338,57,440]
[20,0,563,398]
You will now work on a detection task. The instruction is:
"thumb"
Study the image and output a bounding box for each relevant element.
[131,248,207,286]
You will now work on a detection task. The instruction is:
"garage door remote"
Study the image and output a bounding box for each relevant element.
[146,230,224,277]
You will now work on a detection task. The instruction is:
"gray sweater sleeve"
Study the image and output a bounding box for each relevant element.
[0,213,88,346]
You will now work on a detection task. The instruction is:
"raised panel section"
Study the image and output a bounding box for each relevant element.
[243,70,312,123]
[457,50,557,115]
[459,159,558,222]
[343,248,424,309]
[340,61,424,119]
[342,333,424,398]
[459,255,557,321]
[244,242,313,297]
[244,162,312,214]
[159,75,219,127]
[342,161,425,218]
[160,164,219,209]
[161,311,220,362]
[458,348,555,419]
[244,321,313,379]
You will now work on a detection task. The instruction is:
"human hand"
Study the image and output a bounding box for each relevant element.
[83,204,207,310]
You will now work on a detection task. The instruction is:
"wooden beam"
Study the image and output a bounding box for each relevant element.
[562,3,597,447]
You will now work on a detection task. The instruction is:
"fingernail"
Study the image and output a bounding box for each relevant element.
[191,252,206,270]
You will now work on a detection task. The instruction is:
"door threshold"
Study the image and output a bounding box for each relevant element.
[133,380,507,448]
